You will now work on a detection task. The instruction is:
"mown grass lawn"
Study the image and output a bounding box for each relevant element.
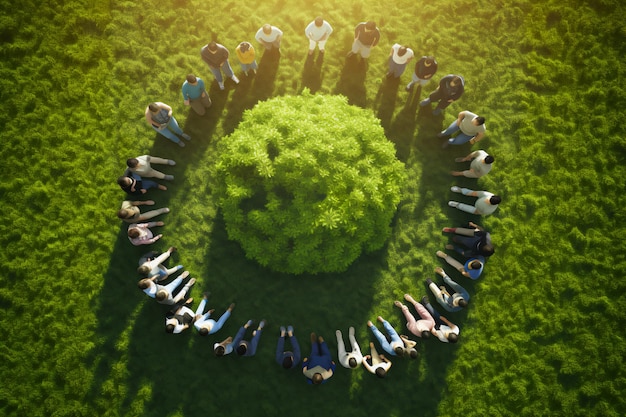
[0,0,625,416]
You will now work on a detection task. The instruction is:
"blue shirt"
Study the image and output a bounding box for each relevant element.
[181,78,206,100]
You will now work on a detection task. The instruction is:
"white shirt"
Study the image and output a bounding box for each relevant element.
[305,20,333,41]
[459,111,486,136]
[255,26,283,43]
[469,150,493,178]
[474,191,499,216]
[391,43,414,65]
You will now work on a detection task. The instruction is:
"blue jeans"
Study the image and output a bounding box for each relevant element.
[240,61,258,73]
[388,58,407,78]
[152,117,183,144]
[276,335,301,368]
[369,320,402,356]
[210,61,234,83]
[442,120,473,145]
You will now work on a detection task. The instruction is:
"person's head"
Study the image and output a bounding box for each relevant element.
[375,368,387,378]
[186,74,197,84]
[450,76,462,87]
[117,176,131,187]
[127,228,140,239]
[214,345,226,356]
[236,343,248,356]
[314,16,323,27]
[126,158,139,169]
[408,348,419,359]
[282,356,294,369]
[312,373,323,385]
[421,330,431,339]
[458,299,468,308]
[148,102,159,112]
[489,195,502,205]
[348,357,358,368]
[481,244,495,257]
[469,260,482,270]
[262,24,272,34]
[475,116,486,126]
[117,209,131,220]
[394,346,404,356]
[447,333,459,343]
[137,264,150,276]
[208,41,218,52]
[365,21,376,31]
[484,155,495,165]
[155,290,167,302]
[165,324,175,333]
[239,41,250,53]
[198,328,209,336]
[137,279,151,289]
[397,46,408,57]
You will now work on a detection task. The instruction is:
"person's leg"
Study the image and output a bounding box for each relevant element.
[319,340,331,358]
[318,39,327,51]
[140,179,159,191]
[136,207,169,222]
[400,304,417,329]
[350,39,361,55]
[163,276,183,295]
[200,94,211,109]
[382,320,402,345]
[443,274,470,300]
[210,66,223,83]
[166,116,184,136]
[142,167,166,179]
[222,60,235,79]
[250,60,258,71]
[360,45,372,59]
[153,125,181,144]
[147,156,170,166]
[308,39,317,52]
[336,330,347,357]
[195,297,207,316]
[212,309,231,333]
[348,326,359,353]
[449,132,473,145]
[290,335,301,364]
[190,98,206,116]
[455,203,478,214]
[368,323,391,353]
[423,299,443,326]
[441,120,461,136]
[275,335,286,365]
[428,282,447,305]
[162,263,183,278]
[437,251,465,272]
[248,328,263,356]
[406,73,418,90]
[311,335,320,357]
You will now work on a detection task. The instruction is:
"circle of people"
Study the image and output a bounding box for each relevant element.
[114,17,500,385]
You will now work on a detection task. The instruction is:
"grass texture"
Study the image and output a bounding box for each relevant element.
[0,0,625,416]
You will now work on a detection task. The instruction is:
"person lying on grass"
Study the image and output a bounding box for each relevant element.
[436,249,484,280]
[193,293,235,337]
[368,316,418,358]
[276,325,301,370]
[127,221,164,246]
[302,333,336,385]
[117,200,169,223]
[394,294,435,339]
[336,327,363,369]
[448,186,501,216]
[117,175,167,195]
[421,296,460,343]
[362,342,392,378]
[137,246,181,278]
[138,270,195,306]
[426,267,470,312]
[442,221,494,258]
[165,297,195,334]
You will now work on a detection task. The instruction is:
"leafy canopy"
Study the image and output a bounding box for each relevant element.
[212,91,406,274]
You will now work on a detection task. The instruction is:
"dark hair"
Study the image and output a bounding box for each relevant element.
[394,346,404,356]
[348,357,358,368]
[481,244,495,256]
[312,373,323,385]
[458,299,468,308]
[314,17,323,26]
[475,116,486,125]
[126,158,139,169]
[127,228,140,239]
[421,330,431,339]
[148,102,159,112]
[397,46,407,56]
[409,349,419,359]
[375,368,387,378]
[137,265,151,276]
[198,328,209,336]
[117,176,131,187]
[236,344,247,356]
[186,74,197,83]
[137,279,150,290]
[282,356,294,369]
[117,209,131,220]
[365,21,376,30]
[469,260,482,269]
[239,42,250,53]
[448,333,459,343]
[484,155,495,164]
[208,41,218,51]
[214,345,225,356]
[490,196,502,205]
[155,290,167,301]
[165,324,175,333]
[450,76,462,86]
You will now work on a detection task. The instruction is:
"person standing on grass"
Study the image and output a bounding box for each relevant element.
[406,55,438,92]
[200,41,240,91]
[451,150,494,178]
[117,175,167,196]
[347,21,380,60]
[235,41,258,76]
[194,294,235,336]
[420,74,464,116]
[448,186,501,216]
[276,325,301,369]
[137,246,181,278]
[362,342,392,378]
[386,44,414,79]
[255,23,283,53]
[127,221,164,246]
[336,327,363,369]
[126,155,176,181]
[438,110,486,148]
[181,74,212,116]
[234,319,267,356]
[442,221,495,258]
[421,296,460,343]
[144,102,191,147]
[117,200,169,223]
[302,333,336,384]
[394,294,435,339]
[165,297,195,334]
[426,267,469,313]
[305,16,333,56]
[367,316,405,357]
[436,249,484,280]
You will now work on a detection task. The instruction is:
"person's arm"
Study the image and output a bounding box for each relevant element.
[456,111,466,126]
[469,131,484,145]
[146,221,164,228]
[160,102,172,118]
[131,200,154,206]
[145,106,156,127]
[440,316,456,328]
[371,30,380,47]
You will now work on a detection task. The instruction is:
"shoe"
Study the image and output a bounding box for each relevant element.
[433,109,442,116]
[436,250,447,259]
[218,82,225,90]
[311,332,317,342]
[188,278,196,286]
[203,291,211,300]
[405,85,413,92]
[437,131,446,138]
[319,50,325,54]
[181,133,191,141]
[451,186,462,193]
[448,201,459,208]
[245,319,253,328]
[434,267,445,276]
[185,297,194,305]
[442,227,454,233]
[425,278,434,286]
[287,325,294,334]
[419,98,430,107]
[308,49,314,56]
[445,244,455,250]
[164,175,174,181]
[280,326,286,334]
[177,140,185,147]
[404,293,416,303]
[228,303,235,310]
[231,75,240,84]
[347,51,355,57]
[393,300,403,308]
[258,319,266,329]
[421,296,429,305]
[168,160,176,166]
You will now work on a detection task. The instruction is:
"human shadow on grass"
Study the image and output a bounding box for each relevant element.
[334,55,367,107]
[383,85,421,162]
[373,75,401,132]
[300,52,324,93]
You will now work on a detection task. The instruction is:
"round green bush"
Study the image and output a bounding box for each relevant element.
[212,91,406,274]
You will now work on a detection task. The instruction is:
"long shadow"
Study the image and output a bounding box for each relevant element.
[333,55,367,107]
[300,52,324,93]
[385,85,420,163]
[373,75,401,134]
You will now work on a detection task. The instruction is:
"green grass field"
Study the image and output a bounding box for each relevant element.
[1,0,625,416]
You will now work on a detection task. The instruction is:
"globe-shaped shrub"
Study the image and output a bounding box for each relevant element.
[212,91,406,274]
